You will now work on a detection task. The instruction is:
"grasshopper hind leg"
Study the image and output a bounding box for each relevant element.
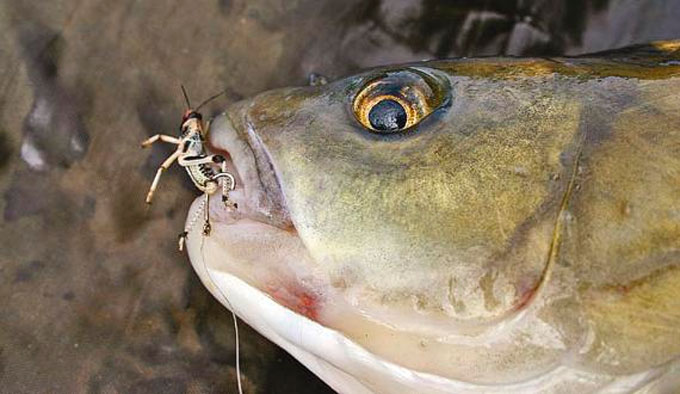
[178,193,209,252]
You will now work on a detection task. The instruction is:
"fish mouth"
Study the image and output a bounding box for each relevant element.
[185,108,328,321]
[205,109,292,231]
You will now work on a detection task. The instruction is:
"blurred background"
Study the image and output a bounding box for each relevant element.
[1,1,679,393]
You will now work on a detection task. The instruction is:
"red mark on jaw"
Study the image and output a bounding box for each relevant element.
[267,281,321,321]
[512,276,540,312]
[513,285,537,311]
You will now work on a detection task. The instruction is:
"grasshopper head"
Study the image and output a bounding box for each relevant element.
[180,110,204,136]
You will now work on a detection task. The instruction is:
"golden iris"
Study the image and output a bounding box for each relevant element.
[352,69,445,133]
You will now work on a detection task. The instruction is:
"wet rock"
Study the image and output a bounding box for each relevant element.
[17,22,89,172]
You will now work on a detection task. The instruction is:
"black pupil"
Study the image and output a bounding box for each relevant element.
[368,99,407,131]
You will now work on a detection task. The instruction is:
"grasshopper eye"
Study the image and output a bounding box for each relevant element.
[352,69,447,134]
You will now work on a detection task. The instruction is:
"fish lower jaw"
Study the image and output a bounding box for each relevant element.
[186,239,666,393]
[184,198,668,393]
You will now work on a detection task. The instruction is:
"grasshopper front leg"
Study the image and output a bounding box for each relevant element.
[145,148,182,204]
[141,134,181,148]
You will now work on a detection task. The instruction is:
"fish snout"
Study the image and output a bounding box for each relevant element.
[205,110,292,230]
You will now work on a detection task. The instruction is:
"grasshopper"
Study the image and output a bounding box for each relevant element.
[141,86,236,251]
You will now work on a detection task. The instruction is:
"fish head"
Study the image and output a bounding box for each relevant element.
[184,59,680,392]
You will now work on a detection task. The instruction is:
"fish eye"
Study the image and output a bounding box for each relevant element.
[352,69,446,134]
[369,98,407,131]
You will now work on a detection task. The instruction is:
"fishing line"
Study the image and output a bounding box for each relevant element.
[198,212,244,394]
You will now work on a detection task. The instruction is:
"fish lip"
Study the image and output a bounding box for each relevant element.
[204,109,292,230]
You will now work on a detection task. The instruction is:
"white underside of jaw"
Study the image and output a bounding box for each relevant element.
[189,262,667,394]
[184,212,667,393]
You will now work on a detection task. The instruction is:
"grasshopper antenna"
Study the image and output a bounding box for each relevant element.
[181,84,192,109]
[196,90,227,112]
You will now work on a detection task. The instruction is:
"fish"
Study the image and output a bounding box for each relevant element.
[184,41,680,393]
